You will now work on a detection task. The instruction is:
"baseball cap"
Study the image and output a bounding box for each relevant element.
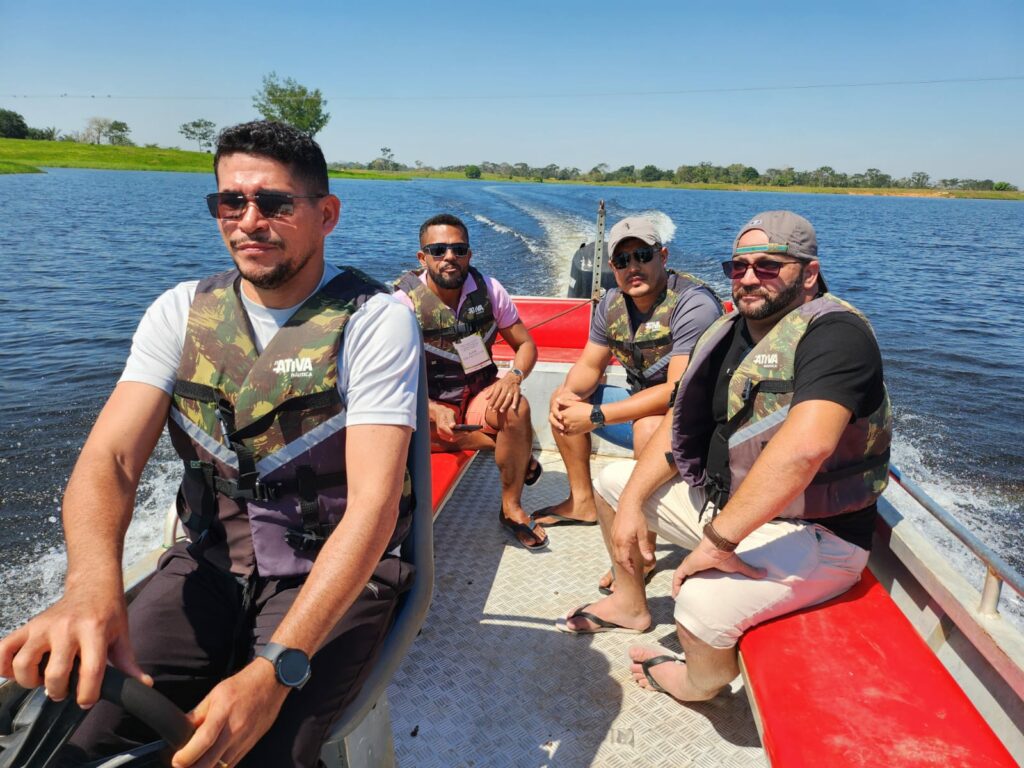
[733,210,827,293]
[607,216,661,257]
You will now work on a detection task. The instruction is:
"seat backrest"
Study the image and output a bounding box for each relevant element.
[326,352,434,738]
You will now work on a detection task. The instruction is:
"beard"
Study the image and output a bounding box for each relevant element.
[734,269,805,321]
[231,239,312,290]
[427,260,468,289]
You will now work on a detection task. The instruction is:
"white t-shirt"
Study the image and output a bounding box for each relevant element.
[119,264,420,429]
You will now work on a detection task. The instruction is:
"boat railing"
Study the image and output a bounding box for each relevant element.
[889,464,1023,616]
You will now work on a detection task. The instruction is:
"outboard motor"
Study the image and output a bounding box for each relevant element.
[566,241,617,299]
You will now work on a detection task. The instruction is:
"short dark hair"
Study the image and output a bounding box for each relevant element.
[214,120,328,194]
[419,213,469,244]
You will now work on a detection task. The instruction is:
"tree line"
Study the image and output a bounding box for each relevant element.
[2,72,1016,192]
[336,156,1015,192]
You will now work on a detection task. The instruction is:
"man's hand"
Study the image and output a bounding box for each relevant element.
[551,398,598,436]
[428,401,457,441]
[547,387,581,432]
[486,373,521,414]
[671,537,767,598]
[172,660,289,768]
[610,500,655,576]
[0,584,151,709]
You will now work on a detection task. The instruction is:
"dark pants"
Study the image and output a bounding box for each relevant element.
[66,542,412,767]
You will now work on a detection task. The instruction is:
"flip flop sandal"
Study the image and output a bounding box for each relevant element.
[598,565,656,596]
[529,506,598,527]
[639,653,686,695]
[498,507,549,551]
[555,604,650,634]
[524,456,543,486]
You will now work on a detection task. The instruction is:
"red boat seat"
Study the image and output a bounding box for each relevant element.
[739,569,1016,767]
[491,298,611,365]
[429,449,477,519]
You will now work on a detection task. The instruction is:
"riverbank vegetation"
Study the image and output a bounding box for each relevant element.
[2,136,1020,201]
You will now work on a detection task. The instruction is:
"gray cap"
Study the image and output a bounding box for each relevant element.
[733,210,827,292]
[607,216,660,257]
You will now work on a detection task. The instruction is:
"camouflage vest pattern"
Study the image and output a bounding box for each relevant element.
[671,294,892,520]
[605,270,717,392]
[395,266,498,406]
[168,267,412,577]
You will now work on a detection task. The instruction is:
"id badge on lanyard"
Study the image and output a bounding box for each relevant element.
[453,333,492,373]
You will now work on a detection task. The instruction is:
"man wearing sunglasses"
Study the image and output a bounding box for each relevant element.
[393,214,544,550]
[543,216,720,598]
[0,121,422,767]
[568,211,890,705]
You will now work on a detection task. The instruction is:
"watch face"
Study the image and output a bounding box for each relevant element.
[276,649,311,687]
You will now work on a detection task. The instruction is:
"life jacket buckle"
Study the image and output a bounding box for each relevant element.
[251,481,279,501]
[285,527,325,551]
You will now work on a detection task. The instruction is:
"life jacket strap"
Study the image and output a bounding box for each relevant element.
[422,318,489,340]
[184,461,345,502]
[229,390,341,442]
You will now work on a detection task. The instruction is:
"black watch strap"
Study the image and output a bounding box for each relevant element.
[590,404,606,427]
[258,642,311,689]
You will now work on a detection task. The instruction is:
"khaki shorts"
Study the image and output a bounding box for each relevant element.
[594,460,869,649]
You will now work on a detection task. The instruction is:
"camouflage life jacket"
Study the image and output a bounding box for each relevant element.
[395,266,498,407]
[605,270,718,393]
[670,294,892,521]
[167,267,413,578]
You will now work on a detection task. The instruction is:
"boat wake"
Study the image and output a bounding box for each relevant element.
[891,437,1023,629]
[0,445,178,636]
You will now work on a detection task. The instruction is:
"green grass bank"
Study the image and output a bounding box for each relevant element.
[2,139,1020,200]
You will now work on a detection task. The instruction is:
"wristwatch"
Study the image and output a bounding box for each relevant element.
[510,367,525,381]
[257,642,311,689]
[590,404,606,427]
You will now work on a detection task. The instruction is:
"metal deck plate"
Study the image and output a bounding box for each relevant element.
[388,452,764,767]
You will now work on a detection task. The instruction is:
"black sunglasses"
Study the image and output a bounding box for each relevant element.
[422,242,471,258]
[205,191,325,220]
[721,259,804,280]
[610,246,658,269]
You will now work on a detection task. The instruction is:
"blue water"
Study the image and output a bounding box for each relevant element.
[1,168,1022,632]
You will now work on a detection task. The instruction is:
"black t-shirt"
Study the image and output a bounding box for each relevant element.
[704,311,885,549]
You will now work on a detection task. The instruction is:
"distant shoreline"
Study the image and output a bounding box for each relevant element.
[2,139,1021,201]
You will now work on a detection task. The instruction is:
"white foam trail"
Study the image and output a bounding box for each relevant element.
[633,209,677,245]
[472,214,545,258]
[890,437,1023,628]
[0,448,178,635]
[512,204,593,295]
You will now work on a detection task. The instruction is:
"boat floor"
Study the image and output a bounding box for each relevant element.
[387,451,764,767]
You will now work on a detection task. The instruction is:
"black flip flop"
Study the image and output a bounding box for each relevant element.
[640,654,685,694]
[498,507,548,551]
[529,506,598,527]
[524,456,543,486]
[555,604,650,634]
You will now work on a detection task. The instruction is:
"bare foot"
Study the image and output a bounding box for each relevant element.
[531,495,597,526]
[561,594,650,633]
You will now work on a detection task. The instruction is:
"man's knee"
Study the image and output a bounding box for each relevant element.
[631,415,662,456]
[593,459,634,508]
[491,394,531,432]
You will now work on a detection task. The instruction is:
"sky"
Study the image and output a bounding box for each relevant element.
[2,0,1022,184]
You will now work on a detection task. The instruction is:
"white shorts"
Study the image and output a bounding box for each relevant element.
[594,460,869,649]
